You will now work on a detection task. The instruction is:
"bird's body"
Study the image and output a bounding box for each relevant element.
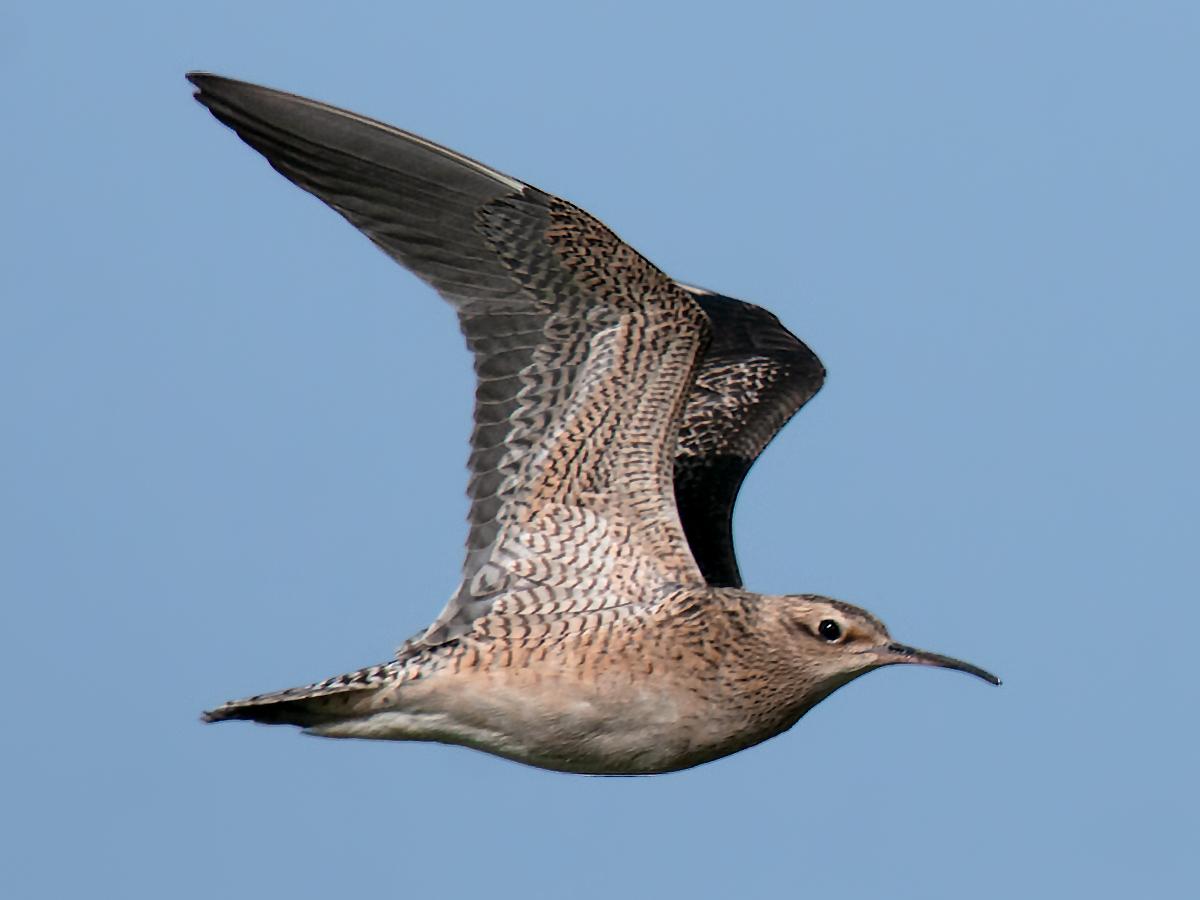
[191,74,997,774]
[211,587,875,775]
[210,587,889,774]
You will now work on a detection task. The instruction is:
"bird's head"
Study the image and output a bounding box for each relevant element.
[765,594,999,703]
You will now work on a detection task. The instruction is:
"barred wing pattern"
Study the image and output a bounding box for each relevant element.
[674,287,825,588]
[189,76,712,654]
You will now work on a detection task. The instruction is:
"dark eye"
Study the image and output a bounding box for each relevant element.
[818,619,842,641]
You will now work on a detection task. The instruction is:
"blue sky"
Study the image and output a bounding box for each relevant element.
[3,2,1197,897]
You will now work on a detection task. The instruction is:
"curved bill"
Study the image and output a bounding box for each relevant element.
[883,643,1000,685]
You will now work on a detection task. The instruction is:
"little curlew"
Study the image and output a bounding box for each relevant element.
[191,74,998,775]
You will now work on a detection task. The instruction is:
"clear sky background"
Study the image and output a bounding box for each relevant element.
[3,2,1197,897]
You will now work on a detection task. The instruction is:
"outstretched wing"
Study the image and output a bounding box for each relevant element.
[673,287,825,588]
[188,75,711,653]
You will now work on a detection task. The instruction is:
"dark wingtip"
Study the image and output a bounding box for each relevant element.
[185,71,214,93]
[201,701,258,723]
[185,72,246,110]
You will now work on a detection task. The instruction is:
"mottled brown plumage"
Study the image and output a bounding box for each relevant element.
[190,74,997,774]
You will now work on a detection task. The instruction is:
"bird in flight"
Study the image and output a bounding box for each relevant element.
[191,74,997,775]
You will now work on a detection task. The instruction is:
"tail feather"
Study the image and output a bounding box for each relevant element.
[202,662,399,728]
